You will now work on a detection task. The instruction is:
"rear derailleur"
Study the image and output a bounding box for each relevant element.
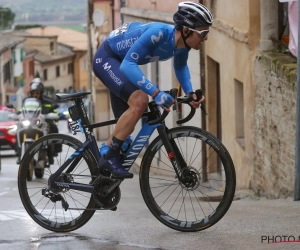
[42,188,69,211]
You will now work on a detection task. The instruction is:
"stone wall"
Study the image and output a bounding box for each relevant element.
[253,51,297,198]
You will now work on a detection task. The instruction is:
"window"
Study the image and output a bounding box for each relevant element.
[3,60,11,83]
[20,48,24,61]
[234,79,245,149]
[50,42,54,54]
[43,69,48,81]
[13,50,17,64]
[207,56,222,141]
[56,66,60,77]
[29,61,34,76]
[68,63,73,74]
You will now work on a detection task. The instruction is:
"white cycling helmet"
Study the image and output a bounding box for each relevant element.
[173,1,213,28]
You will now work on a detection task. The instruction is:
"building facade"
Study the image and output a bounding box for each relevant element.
[203,0,297,197]
[23,47,36,95]
[26,26,89,93]
[0,35,25,108]
[91,0,298,197]
[24,35,74,95]
[252,0,297,198]
[203,0,260,190]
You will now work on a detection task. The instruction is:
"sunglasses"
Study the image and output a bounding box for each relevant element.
[184,27,210,40]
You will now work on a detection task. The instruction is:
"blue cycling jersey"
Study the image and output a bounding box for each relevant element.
[106,22,193,95]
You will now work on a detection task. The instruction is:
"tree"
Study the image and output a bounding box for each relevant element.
[0,7,15,30]
[15,24,42,30]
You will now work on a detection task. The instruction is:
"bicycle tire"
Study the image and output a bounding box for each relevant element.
[18,133,99,232]
[140,126,236,232]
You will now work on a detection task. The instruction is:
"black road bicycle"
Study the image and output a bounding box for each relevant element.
[18,88,236,232]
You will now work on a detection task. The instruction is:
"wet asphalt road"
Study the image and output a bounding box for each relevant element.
[1,121,300,250]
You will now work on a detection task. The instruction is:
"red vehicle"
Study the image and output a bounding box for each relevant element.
[0,108,17,152]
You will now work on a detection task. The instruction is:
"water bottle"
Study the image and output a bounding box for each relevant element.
[121,135,132,153]
[99,143,109,156]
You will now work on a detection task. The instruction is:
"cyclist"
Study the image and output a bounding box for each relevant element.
[93,1,212,179]
[16,78,60,164]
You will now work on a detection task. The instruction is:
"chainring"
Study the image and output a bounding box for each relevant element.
[93,176,121,210]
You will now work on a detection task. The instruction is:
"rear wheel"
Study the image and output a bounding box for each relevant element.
[140,126,236,232]
[18,134,99,232]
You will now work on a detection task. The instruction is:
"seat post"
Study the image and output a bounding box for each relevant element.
[75,98,90,126]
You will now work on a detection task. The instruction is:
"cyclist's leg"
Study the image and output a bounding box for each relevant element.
[93,41,148,178]
[109,91,129,119]
[93,40,148,139]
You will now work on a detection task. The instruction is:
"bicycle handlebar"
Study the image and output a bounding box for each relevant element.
[148,88,207,126]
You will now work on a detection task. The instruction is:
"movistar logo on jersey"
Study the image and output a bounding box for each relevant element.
[137,76,146,86]
[103,62,123,86]
[103,62,111,71]
[151,31,163,44]
[116,37,139,51]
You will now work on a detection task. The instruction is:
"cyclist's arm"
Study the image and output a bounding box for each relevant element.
[174,52,193,94]
[120,28,164,96]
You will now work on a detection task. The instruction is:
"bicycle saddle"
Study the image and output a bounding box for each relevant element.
[56,92,91,101]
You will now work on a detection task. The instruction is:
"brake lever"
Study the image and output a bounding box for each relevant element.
[195,89,208,115]
[172,98,179,113]
[170,88,179,113]
[201,103,208,115]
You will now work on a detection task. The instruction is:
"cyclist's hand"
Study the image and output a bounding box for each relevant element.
[154,91,174,112]
[188,92,205,109]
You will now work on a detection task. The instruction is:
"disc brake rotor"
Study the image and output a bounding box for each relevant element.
[179,167,201,191]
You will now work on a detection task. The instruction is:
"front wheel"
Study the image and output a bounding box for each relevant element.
[139,126,236,232]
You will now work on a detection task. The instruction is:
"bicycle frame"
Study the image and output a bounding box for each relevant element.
[48,89,201,192]
[48,108,186,195]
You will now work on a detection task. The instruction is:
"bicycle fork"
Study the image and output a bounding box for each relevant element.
[157,125,187,182]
